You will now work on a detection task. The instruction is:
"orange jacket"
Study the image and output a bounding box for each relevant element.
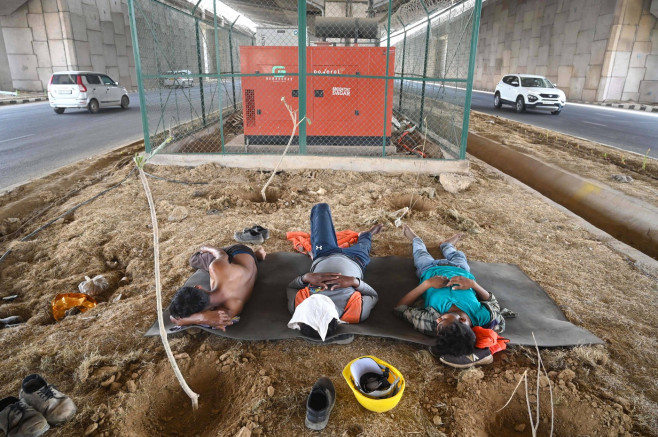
[294,286,363,324]
[473,326,509,354]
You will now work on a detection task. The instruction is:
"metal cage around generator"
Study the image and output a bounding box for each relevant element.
[128,0,482,160]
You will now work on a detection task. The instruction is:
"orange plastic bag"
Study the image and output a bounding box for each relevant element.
[52,293,97,321]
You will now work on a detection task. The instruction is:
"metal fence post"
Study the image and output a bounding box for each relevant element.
[419,0,431,131]
[397,17,406,113]
[297,0,307,154]
[213,0,225,152]
[460,0,482,159]
[195,18,206,127]
[252,32,256,46]
[229,16,239,112]
[128,0,152,153]
[381,0,393,157]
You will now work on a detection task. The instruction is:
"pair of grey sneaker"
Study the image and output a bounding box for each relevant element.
[234,225,269,244]
[0,374,77,437]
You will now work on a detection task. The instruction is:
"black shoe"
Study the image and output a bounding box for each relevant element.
[439,348,493,369]
[305,377,335,431]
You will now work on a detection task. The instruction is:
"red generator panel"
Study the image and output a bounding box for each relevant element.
[240,46,395,146]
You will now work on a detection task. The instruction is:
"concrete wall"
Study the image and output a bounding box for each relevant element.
[474,0,658,104]
[0,0,135,91]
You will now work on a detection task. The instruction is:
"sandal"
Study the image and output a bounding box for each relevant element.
[248,225,269,240]
[234,228,265,244]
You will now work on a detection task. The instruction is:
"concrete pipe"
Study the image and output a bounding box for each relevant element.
[467,132,658,259]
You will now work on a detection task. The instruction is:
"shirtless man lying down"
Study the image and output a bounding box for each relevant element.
[168,244,266,331]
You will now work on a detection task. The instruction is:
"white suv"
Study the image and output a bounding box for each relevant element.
[162,70,194,88]
[494,74,566,115]
[48,71,129,114]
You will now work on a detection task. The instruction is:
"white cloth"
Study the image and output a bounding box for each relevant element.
[287,294,340,341]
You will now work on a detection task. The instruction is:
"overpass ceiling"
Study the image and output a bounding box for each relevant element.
[219,0,408,27]
[0,0,28,15]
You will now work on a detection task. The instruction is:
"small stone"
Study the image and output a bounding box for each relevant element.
[222,365,230,373]
[126,380,136,393]
[85,423,98,436]
[168,206,188,222]
[259,369,266,376]
[558,369,575,382]
[539,375,550,388]
[200,344,207,352]
[439,173,476,194]
[433,415,442,425]
[611,174,633,183]
[267,386,274,397]
[220,352,231,361]
[110,382,123,392]
[100,375,115,387]
[174,353,190,360]
[235,426,251,437]
[131,373,138,379]
[192,190,207,197]
[1,218,21,235]
[514,423,526,432]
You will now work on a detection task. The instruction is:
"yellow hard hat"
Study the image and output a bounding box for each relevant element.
[342,355,405,413]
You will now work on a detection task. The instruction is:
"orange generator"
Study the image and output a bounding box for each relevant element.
[240,46,395,145]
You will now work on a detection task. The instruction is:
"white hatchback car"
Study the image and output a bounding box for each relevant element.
[48,71,129,114]
[494,74,566,115]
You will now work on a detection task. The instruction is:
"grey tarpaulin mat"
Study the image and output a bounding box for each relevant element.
[145,252,602,347]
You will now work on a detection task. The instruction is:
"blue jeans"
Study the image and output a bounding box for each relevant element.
[310,203,372,272]
[412,237,470,278]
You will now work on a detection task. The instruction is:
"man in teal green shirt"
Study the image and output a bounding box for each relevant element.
[395,225,504,366]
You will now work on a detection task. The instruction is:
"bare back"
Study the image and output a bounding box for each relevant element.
[208,253,258,317]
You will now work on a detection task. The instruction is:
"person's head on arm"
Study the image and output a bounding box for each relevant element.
[433,312,476,356]
[169,286,210,319]
[288,294,340,341]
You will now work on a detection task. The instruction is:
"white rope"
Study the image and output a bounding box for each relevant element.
[135,146,199,410]
[261,97,309,202]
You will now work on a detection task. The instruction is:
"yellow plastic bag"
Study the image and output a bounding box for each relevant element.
[52,293,97,321]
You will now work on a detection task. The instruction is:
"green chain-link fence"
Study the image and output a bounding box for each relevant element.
[129,0,481,160]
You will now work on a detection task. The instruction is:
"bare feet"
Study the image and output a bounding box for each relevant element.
[360,223,383,237]
[439,233,462,247]
[402,224,418,241]
[254,246,266,261]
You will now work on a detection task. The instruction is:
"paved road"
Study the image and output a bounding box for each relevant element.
[405,82,658,158]
[468,88,658,159]
[0,93,143,192]
[0,80,240,192]
[1,80,656,192]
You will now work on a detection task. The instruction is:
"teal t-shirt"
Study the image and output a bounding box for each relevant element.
[420,265,491,327]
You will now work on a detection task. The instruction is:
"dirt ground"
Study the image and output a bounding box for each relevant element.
[0,112,657,437]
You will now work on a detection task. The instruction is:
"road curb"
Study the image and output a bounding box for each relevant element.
[580,100,658,113]
[0,97,47,105]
